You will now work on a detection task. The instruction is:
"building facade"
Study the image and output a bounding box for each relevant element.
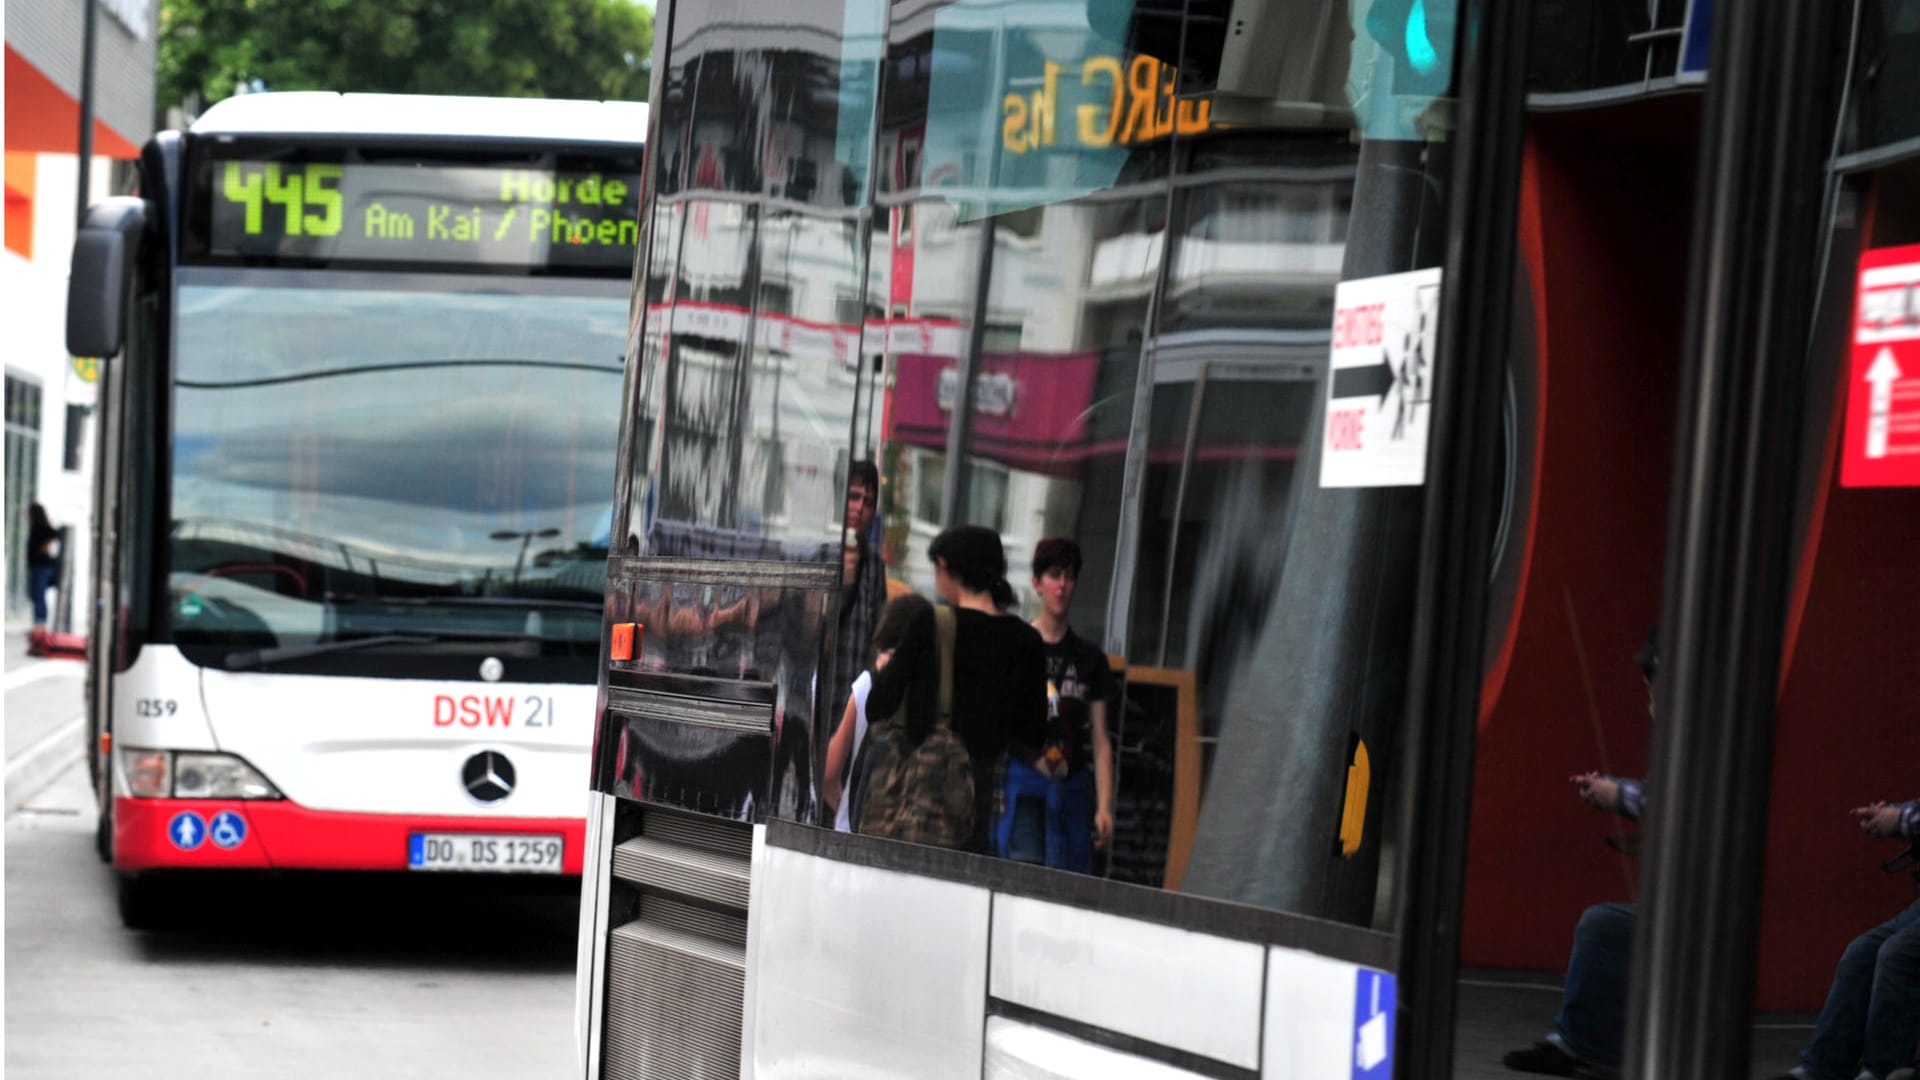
[4,0,157,627]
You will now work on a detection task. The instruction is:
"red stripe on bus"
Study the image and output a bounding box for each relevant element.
[113,798,585,874]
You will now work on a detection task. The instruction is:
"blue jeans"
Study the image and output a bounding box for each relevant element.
[27,565,55,625]
[1556,902,1636,1068]
[996,759,1094,873]
[1802,899,1920,1080]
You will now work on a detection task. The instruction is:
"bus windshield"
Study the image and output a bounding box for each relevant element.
[169,269,627,665]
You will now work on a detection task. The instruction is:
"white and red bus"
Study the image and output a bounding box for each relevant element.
[65,92,647,926]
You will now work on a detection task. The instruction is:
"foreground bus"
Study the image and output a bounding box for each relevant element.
[574,0,1916,1077]
[65,93,646,927]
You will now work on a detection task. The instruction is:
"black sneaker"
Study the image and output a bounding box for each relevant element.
[1503,1040,1591,1077]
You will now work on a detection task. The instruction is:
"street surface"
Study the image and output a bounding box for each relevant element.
[5,632,580,1079]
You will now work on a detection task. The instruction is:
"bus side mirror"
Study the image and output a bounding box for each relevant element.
[67,196,147,360]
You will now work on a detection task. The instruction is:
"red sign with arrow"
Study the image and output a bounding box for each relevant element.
[1844,245,1920,487]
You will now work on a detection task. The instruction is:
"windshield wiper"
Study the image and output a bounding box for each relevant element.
[224,633,443,671]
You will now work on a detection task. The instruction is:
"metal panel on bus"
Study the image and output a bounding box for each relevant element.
[600,557,836,822]
[988,894,1266,1072]
[109,646,219,772]
[195,662,595,818]
[982,1017,1211,1080]
[1262,947,1390,1080]
[743,843,989,1079]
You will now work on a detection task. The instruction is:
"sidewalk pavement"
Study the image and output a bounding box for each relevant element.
[5,629,88,814]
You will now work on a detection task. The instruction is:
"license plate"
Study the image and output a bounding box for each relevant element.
[408,833,563,873]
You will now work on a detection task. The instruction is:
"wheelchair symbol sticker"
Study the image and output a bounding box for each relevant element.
[167,811,207,850]
[209,810,247,850]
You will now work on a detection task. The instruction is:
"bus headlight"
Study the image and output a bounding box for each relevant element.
[172,753,282,800]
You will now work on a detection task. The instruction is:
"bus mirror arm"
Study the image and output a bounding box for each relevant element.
[67,196,147,360]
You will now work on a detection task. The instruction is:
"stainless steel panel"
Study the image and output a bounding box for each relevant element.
[1261,947,1373,1080]
[603,919,747,1080]
[616,556,839,591]
[983,1017,1211,1080]
[597,806,755,1080]
[645,808,753,859]
[989,894,1266,1071]
[613,835,751,911]
[739,826,768,1080]
[607,686,773,736]
[640,894,748,951]
[746,844,990,1080]
[580,793,617,1080]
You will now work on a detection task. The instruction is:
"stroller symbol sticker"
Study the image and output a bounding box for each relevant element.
[209,810,247,850]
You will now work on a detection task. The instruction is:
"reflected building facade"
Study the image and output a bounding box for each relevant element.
[610,0,1438,917]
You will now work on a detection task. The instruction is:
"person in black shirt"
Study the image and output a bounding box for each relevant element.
[25,503,60,637]
[994,536,1114,872]
[830,462,887,738]
[864,525,1047,854]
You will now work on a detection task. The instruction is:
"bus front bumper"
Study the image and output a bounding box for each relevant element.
[112,797,586,874]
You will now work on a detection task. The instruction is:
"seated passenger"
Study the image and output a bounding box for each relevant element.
[1772,797,1920,1080]
[1505,628,1658,1078]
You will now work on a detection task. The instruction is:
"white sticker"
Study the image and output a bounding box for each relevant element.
[1320,267,1443,489]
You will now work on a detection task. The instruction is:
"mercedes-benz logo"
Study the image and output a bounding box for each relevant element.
[462,751,516,803]
[479,657,504,683]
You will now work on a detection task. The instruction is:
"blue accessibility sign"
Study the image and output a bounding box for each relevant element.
[209,810,248,849]
[1353,968,1396,1078]
[167,811,207,851]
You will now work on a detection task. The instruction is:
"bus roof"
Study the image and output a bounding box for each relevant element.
[190,92,649,146]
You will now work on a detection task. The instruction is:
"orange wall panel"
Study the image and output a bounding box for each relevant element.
[6,150,36,258]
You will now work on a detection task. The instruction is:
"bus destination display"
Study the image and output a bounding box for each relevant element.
[207,160,642,269]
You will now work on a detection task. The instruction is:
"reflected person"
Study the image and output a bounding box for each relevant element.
[824,592,931,831]
[995,537,1115,873]
[1505,627,1659,1078]
[1773,797,1920,1080]
[864,525,1047,853]
[830,462,886,743]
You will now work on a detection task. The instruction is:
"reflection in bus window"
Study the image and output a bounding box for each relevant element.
[612,0,1464,925]
[835,0,1464,927]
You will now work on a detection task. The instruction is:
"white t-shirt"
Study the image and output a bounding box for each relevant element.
[834,670,873,832]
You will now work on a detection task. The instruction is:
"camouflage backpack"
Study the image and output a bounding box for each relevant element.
[856,605,974,849]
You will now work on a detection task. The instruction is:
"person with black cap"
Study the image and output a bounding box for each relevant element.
[1504,626,1659,1078]
[862,524,1048,853]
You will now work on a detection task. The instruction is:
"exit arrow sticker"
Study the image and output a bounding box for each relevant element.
[1320,267,1444,489]
[1866,347,1901,460]
[1844,246,1920,487]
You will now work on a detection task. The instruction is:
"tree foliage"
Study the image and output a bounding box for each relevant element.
[158,0,654,114]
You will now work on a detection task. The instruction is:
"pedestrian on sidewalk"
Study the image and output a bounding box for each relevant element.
[25,503,61,640]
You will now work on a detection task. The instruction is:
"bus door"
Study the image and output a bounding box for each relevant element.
[1738,40,1920,1073]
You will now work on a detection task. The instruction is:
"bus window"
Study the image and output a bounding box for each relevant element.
[1746,79,1920,1070]
[839,0,1462,929]
[621,1,877,562]
[170,277,624,666]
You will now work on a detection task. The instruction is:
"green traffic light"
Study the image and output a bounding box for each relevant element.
[1406,0,1440,77]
